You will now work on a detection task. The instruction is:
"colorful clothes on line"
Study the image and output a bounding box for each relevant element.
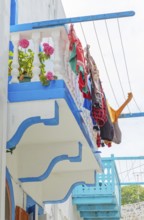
[68,24,91,99]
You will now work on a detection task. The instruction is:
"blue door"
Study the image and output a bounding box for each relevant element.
[27,205,36,220]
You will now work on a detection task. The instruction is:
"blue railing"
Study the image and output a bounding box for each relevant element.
[72,157,120,205]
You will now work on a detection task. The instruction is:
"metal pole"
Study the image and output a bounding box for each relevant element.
[10,10,135,32]
[103,155,144,160]
[0,0,10,219]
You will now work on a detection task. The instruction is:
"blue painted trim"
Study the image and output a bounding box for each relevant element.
[121,182,144,185]
[120,112,144,118]
[15,0,18,24]
[6,168,15,220]
[10,0,18,25]
[26,195,44,215]
[8,80,101,163]
[7,101,59,149]
[104,155,144,160]
[44,171,96,204]
[27,205,36,220]
[10,11,135,32]
[19,142,82,182]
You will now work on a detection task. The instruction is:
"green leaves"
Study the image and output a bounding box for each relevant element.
[8,47,57,86]
[18,49,34,77]
[121,185,144,205]
[39,74,50,86]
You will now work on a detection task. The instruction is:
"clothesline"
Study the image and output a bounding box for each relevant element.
[72,19,141,113]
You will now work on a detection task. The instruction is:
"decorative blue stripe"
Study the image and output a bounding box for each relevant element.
[8,80,101,163]
[19,142,82,182]
[10,11,135,32]
[6,168,15,220]
[10,0,17,25]
[44,171,96,204]
[7,101,59,149]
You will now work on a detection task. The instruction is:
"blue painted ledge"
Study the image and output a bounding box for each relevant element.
[7,101,59,149]
[8,80,101,164]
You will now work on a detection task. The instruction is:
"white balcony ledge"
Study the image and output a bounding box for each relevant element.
[7,80,101,161]
[6,80,102,204]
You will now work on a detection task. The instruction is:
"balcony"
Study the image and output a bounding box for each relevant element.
[6,21,102,206]
[72,156,121,219]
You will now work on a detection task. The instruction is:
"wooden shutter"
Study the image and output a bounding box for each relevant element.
[15,206,29,220]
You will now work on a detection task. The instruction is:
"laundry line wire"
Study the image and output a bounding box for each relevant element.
[80,21,120,108]
[117,18,141,112]
[78,19,141,113]
[119,163,144,175]
[117,160,144,183]
[104,19,131,113]
[92,21,120,108]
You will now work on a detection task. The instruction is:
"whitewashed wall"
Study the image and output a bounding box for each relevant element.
[15,1,81,219]
[12,177,27,211]
[45,196,82,220]
[17,0,66,24]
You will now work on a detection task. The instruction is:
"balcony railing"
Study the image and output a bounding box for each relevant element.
[72,157,121,206]
[9,25,98,155]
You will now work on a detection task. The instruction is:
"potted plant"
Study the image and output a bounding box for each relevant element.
[38,42,57,85]
[18,39,34,82]
[9,39,57,85]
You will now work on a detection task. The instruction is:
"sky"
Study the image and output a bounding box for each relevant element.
[61,0,144,182]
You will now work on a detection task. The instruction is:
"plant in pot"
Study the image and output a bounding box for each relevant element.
[9,39,57,85]
[18,39,34,82]
[38,42,57,85]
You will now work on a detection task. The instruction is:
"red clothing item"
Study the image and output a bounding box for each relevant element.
[91,96,107,127]
[68,24,91,98]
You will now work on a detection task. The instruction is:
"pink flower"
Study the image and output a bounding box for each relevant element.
[43,43,49,48]
[19,39,29,49]
[43,43,54,56]
[46,72,54,80]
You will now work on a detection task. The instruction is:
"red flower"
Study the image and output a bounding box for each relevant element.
[46,72,54,80]
[19,39,29,49]
[43,43,54,56]
[43,43,49,48]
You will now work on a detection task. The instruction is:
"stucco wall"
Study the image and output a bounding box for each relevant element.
[45,196,82,220]
[12,177,27,210]
[17,0,66,24]
[12,1,80,219]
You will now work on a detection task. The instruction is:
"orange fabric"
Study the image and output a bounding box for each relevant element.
[107,93,133,123]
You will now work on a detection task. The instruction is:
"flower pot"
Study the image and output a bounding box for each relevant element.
[18,75,31,83]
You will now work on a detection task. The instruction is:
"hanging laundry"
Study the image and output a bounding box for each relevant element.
[99,99,114,144]
[68,24,91,99]
[85,45,114,145]
[85,45,108,127]
[107,92,133,144]
[84,45,133,148]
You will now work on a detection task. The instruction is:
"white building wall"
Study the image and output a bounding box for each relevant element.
[45,196,82,220]
[13,1,81,219]
[12,177,27,210]
[17,0,66,24]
